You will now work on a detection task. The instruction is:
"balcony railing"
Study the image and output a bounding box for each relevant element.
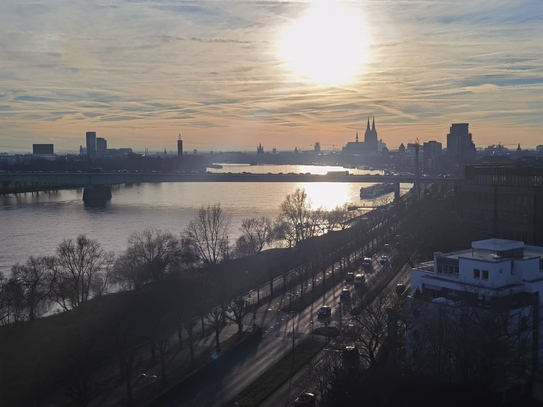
[416,262,435,273]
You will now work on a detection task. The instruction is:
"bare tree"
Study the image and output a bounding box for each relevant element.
[345,290,396,369]
[206,307,224,353]
[0,272,26,324]
[407,292,542,391]
[277,188,314,244]
[235,217,272,256]
[113,229,183,290]
[155,334,170,385]
[184,204,231,265]
[184,319,197,368]
[322,204,353,233]
[225,297,250,335]
[65,376,101,407]
[52,235,114,313]
[10,256,56,321]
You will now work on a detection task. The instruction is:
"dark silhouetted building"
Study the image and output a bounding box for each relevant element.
[96,137,107,155]
[447,123,475,164]
[458,164,543,245]
[177,137,183,157]
[32,144,54,155]
[257,143,264,154]
[86,132,97,158]
[423,141,442,169]
[342,117,379,155]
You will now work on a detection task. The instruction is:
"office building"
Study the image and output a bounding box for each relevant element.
[32,144,54,155]
[177,137,183,157]
[96,137,107,155]
[86,132,97,158]
[423,141,442,168]
[446,123,476,164]
[458,164,543,245]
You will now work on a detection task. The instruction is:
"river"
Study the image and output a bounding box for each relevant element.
[0,164,412,275]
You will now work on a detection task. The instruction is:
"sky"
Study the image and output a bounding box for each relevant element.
[0,0,542,153]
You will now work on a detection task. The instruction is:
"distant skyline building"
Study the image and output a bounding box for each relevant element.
[314,142,321,153]
[257,143,264,154]
[96,137,107,155]
[422,140,443,168]
[177,137,183,157]
[446,123,476,164]
[342,117,379,155]
[32,144,54,155]
[86,132,97,158]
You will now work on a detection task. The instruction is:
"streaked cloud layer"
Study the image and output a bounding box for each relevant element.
[0,0,541,152]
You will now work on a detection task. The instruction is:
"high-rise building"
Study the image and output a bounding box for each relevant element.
[96,137,107,156]
[422,140,443,168]
[177,138,183,157]
[32,144,54,155]
[446,123,476,164]
[86,132,97,158]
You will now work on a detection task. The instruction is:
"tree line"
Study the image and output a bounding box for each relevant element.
[0,188,357,325]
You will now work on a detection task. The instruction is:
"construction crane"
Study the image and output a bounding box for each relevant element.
[315,143,338,152]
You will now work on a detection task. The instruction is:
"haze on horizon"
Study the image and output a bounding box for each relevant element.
[0,0,541,153]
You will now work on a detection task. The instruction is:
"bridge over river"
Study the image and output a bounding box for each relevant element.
[0,172,460,201]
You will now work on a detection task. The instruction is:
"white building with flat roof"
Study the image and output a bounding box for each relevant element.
[407,239,543,400]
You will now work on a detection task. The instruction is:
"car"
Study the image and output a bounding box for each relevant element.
[379,256,388,265]
[383,243,391,252]
[353,274,365,287]
[396,284,406,296]
[344,272,355,283]
[340,289,350,302]
[293,392,316,407]
[362,257,372,268]
[317,306,331,318]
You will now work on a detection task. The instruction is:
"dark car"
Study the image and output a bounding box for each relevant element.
[293,392,316,407]
[317,306,331,318]
[340,289,350,302]
[345,272,355,283]
[362,257,372,268]
[379,256,388,265]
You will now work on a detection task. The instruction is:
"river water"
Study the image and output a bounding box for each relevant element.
[0,164,412,275]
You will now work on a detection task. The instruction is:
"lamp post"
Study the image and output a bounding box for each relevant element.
[138,373,158,390]
[310,319,314,340]
[291,311,296,362]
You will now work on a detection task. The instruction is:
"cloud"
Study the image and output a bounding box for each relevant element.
[0,0,541,151]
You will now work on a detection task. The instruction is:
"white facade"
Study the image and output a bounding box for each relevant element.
[407,239,543,397]
[410,238,543,302]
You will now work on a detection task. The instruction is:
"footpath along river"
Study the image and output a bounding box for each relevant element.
[0,164,412,275]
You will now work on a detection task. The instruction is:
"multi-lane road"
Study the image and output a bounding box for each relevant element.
[163,252,401,407]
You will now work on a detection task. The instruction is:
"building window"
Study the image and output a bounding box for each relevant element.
[474,269,480,279]
[482,270,489,280]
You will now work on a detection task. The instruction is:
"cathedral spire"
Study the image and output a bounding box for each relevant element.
[371,117,375,132]
[366,118,370,131]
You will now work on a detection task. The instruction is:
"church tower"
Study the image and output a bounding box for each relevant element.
[364,117,378,152]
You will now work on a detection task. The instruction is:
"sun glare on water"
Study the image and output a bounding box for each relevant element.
[279,1,370,86]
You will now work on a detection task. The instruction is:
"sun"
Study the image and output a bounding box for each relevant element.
[279,2,370,86]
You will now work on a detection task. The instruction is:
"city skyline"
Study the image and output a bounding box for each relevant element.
[0,0,541,153]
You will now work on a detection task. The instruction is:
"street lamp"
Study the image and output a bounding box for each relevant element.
[310,319,314,340]
[138,373,158,390]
